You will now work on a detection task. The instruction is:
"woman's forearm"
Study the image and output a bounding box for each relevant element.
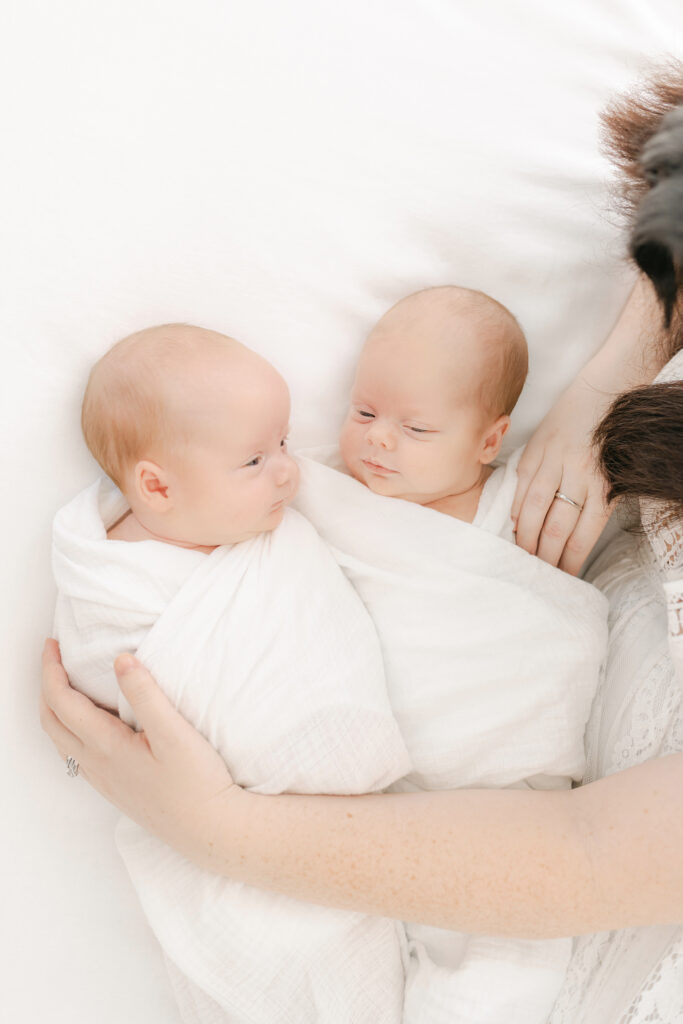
[42,647,683,939]
[582,274,668,392]
[206,754,683,938]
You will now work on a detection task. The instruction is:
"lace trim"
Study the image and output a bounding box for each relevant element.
[549,929,683,1024]
[603,538,683,772]
[621,936,683,1023]
[665,582,683,640]
[641,502,683,576]
[549,529,683,1024]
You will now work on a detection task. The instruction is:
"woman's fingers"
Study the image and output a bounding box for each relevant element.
[535,476,587,567]
[514,461,563,556]
[113,654,192,759]
[41,637,137,782]
[510,443,543,530]
[42,636,63,667]
[39,691,84,762]
[41,638,87,752]
[40,641,237,856]
[518,470,609,573]
[558,492,611,576]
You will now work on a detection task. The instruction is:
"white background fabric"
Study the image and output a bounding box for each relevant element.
[2,2,681,1021]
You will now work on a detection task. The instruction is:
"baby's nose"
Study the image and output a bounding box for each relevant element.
[275,451,298,487]
[366,419,395,450]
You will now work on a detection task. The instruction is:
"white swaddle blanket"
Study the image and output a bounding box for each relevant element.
[53,476,411,1024]
[294,449,609,1024]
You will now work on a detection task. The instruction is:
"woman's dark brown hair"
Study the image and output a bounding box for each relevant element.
[594,64,683,513]
[595,380,683,508]
[601,61,683,343]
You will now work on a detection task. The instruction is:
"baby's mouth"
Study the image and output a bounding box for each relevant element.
[362,458,398,476]
[271,488,296,512]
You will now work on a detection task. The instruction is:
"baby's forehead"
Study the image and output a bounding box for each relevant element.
[110,325,286,428]
[360,309,488,376]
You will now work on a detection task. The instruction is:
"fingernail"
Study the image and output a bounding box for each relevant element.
[116,654,137,674]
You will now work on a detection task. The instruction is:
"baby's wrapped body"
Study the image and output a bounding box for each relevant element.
[53,477,412,1024]
[295,449,609,1024]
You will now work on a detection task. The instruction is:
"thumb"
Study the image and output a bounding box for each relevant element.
[114,654,182,754]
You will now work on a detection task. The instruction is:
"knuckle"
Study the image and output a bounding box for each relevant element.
[542,517,566,541]
[563,533,588,555]
[527,487,550,510]
[516,537,537,556]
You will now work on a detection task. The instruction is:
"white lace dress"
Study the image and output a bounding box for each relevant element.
[548,351,683,1023]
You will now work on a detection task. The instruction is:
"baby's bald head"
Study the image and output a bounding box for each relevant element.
[82,323,266,490]
[368,286,528,418]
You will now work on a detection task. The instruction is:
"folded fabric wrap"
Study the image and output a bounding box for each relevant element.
[53,476,411,1024]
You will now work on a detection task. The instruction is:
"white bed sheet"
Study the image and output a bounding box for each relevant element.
[2,2,681,1020]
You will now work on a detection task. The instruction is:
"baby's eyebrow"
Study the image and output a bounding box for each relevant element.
[404,412,438,426]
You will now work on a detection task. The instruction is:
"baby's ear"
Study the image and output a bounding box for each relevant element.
[133,460,172,511]
[480,415,510,465]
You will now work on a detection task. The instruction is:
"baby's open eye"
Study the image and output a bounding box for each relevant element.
[280,437,289,449]
[244,456,263,468]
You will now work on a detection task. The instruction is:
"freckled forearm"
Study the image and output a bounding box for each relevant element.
[202,785,590,936]
[197,754,683,938]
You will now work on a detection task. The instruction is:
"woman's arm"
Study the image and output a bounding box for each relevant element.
[41,641,683,938]
[512,275,667,573]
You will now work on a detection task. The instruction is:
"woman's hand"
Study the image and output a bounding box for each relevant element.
[512,276,667,574]
[40,639,240,864]
[511,375,611,574]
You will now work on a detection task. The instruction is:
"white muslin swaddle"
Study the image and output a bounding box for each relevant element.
[294,449,609,1024]
[53,477,411,1024]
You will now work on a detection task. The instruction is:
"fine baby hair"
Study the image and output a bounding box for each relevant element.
[81,323,236,490]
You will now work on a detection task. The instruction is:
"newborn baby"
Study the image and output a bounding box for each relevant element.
[52,324,411,1024]
[340,285,528,535]
[294,286,607,1024]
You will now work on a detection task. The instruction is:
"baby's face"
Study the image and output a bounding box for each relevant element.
[339,324,494,504]
[162,355,299,546]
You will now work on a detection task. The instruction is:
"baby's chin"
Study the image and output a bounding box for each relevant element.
[352,463,409,500]
[204,503,290,547]
[352,463,444,505]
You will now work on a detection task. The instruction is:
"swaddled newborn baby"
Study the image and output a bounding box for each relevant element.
[294,287,608,1024]
[52,324,411,1024]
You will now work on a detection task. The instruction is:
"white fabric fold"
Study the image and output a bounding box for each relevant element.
[53,477,411,1024]
[294,447,609,1024]
[294,448,608,791]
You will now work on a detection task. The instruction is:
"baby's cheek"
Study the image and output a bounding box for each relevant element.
[338,420,357,471]
[412,447,446,488]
